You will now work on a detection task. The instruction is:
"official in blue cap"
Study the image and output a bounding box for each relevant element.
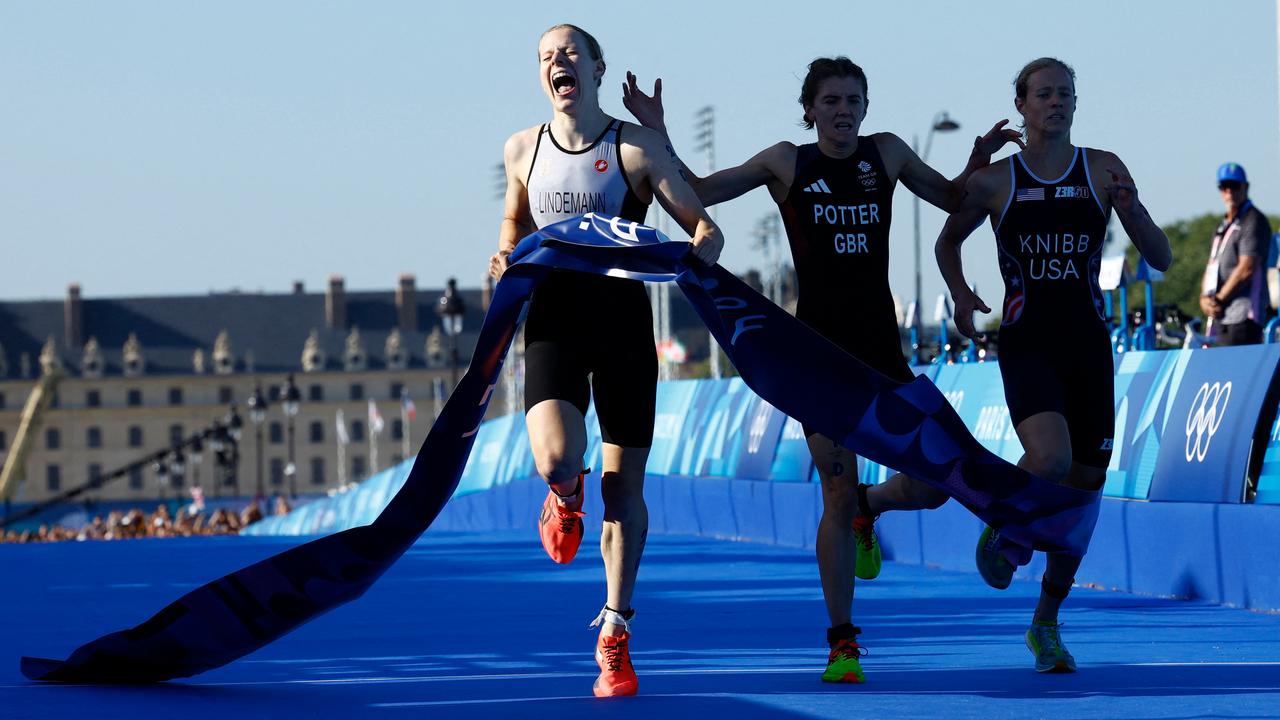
[1201,162,1272,344]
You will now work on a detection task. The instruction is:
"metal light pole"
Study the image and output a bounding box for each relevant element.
[154,456,169,500]
[225,406,243,496]
[437,278,466,389]
[189,434,204,491]
[912,112,960,336]
[695,105,722,379]
[282,374,301,498]
[247,385,268,499]
[168,449,185,495]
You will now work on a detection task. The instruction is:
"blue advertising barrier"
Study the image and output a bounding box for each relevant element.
[250,343,1280,537]
[1252,412,1280,504]
[1145,345,1280,502]
[246,345,1280,609]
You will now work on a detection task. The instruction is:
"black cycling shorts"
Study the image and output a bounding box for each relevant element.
[523,271,658,448]
[997,323,1115,469]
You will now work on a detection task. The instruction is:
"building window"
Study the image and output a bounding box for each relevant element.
[129,466,144,490]
[351,455,366,479]
[391,453,403,465]
[390,382,404,401]
[128,426,144,448]
[127,389,142,406]
[51,392,60,408]
[168,387,183,406]
[268,384,281,402]
[269,422,284,444]
[86,389,101,407]
[88,463,103,486]
[0,430,6,451]
[349,383,364,401]
[310,457,325,486]
[46,428,61,450]
[0,391,5,409]
[47,464,61,492]
[218,386,233,404]
[87,426,102,449]
[309,421,324,444]
[169,470,184,489]
[308,384,324,402]
[270,458,285,487]
[392,419,404,441]
[350,420,365,442]
[169,424,184,447]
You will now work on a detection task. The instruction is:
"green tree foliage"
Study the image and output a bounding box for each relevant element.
[1125,212,1280,319]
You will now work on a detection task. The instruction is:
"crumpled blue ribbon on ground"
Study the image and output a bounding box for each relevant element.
[21,214,1097,683]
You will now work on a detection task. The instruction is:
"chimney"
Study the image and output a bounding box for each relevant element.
[64,283,84,349]
[292,280,305,295]
[395,274,418,331]
[326,275,347,329]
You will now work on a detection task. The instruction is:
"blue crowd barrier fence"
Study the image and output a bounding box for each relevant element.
[244,345,1280,611]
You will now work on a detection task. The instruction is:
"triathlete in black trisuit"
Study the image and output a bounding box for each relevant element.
[489,23,723,698]
[935,57,1171,673]
[624,57,1022,683]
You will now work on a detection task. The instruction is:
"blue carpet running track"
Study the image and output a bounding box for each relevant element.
[2,529,1278,720]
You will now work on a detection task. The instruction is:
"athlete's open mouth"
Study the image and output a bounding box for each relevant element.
[834,121,854,131]
[551,70,578,96]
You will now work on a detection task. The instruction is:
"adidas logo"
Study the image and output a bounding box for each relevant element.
[802,179,833,194]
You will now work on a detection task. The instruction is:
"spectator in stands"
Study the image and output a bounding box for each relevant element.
[1201,163,1273,345]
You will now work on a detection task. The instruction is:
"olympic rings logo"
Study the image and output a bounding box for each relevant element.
[1184,381,1232,462]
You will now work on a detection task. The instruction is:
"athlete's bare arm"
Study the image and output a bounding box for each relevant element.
[878,121,1023,213]
[622,72,794,204]
[619,123,724,264]
[935,165,1008,340]
[490,127,540,280]
[1088,149,1172,272]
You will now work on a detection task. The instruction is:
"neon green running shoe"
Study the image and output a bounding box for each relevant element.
[821,637,867,683]
[852,514,881,580]
[1025,621,1077,673]
[976,525,1014,590]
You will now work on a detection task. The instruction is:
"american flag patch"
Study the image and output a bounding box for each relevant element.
[1016,187,1045,201]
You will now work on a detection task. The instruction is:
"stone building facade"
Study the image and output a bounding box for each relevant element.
[0,276,487,505]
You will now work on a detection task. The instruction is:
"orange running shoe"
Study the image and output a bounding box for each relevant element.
[593,631,638,697]
[538,475,585,564]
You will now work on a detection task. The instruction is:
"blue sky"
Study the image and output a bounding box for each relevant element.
[3,0,1278,310]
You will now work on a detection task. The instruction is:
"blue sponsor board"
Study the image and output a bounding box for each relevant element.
[1257,413,1280,504]
[648,381,699,476]
[1145,345,1280,503]
[1106,350,1184,499]
[770,414,814,482]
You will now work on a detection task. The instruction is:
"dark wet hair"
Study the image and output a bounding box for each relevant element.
[541,24,605,87]
[798,57,868,130]
[1014,57,1076,100]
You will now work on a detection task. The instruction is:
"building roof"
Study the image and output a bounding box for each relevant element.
[0,284,488,379]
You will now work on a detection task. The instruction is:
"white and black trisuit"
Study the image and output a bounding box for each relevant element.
[523,118,657,447]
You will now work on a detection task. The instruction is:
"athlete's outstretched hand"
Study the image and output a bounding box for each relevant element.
[622,72,667,133]
[488,250,510,281]
[952,286,992,341]
[689,227,724,266]
[974,119,1026,156]
[1106,166,1139,215]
